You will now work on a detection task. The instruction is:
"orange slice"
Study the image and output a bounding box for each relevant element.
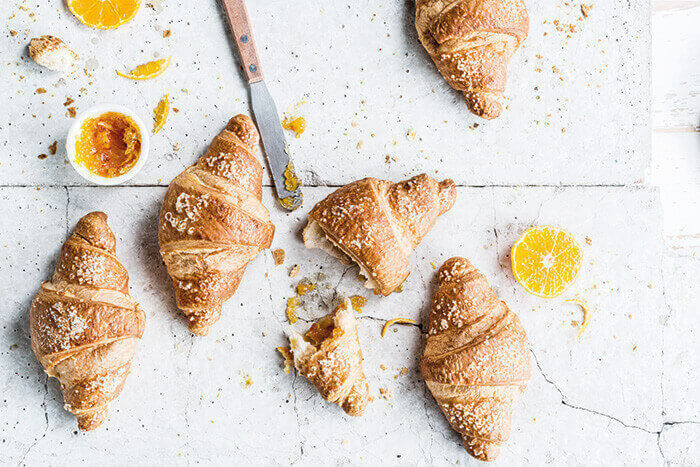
[117,57,170,80]
[67,0,141,30]
[511,226,582,298]
[153,95,169,134]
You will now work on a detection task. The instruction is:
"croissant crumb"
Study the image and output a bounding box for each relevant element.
[272,248,285,265]
[349,295,367,313]
[29,35,78,73]
[277,346,293,374]
[286,297,300,324]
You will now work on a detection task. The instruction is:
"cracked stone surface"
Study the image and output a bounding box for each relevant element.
[2,0,649,187]
[1,0,694,464]
[1,185,697,464]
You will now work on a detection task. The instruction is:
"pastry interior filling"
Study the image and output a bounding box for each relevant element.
[74,111,141,178]
[303,220,379,290]
[304,313,344,346]
[288,303,350,366]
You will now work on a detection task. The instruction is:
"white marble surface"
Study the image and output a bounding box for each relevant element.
[1,0,699,465]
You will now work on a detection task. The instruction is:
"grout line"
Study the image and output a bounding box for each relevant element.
[0,183,634,189]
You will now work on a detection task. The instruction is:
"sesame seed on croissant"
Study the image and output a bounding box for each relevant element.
[303,174,456,296]
[421,257,530,461]
[415,0,529,119]
[158,115,275,335]
[287,300,370,416]
[30,212,145,431]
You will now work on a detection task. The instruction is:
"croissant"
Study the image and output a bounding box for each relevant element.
[421,257,530,461]
[286,299,370,416]
[415,0,529,119]
[29,212,145,431]
[303,174,456,296]
[159,115,275,335]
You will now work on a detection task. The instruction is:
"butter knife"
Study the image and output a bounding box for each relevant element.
[220,0,303,210]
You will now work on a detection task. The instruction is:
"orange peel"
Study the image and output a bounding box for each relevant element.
[381,318,418,337]
[117,57,171,80]
[153,95,169,134]
[566,299,592,340]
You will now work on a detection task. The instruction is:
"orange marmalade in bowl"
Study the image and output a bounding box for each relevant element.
[74,111,142,178]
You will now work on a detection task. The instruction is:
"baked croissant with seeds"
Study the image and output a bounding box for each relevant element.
[286,299,370,416]
[303,174,456,296]
[421,257,530,461]
[30,212,145,431]
[159,115,275,335]
[415,0,529,119]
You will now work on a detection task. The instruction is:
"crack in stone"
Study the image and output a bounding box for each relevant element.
[490,189,501,268]
[422,384,452,444]
[289,371,306,465]
[18,375,50,466]
[531,349,660,435]
[357,314,426,335]
[658,253,675,421]
[656,421,700,465]
[329,266,353,307]
[64,186,70,237]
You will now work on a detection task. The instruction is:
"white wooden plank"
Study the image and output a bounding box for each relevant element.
[652,3,700,131]
[649,132,700,238]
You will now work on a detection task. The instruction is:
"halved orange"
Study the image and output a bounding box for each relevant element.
[153,95,169,134]
[117,57,171,80]
[511,226,582,298]
[67,0,141,30]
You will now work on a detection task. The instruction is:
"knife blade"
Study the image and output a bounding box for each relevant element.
[219,0,303,210]
[249,81,303,210]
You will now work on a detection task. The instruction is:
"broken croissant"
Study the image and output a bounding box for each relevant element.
[159,115,275,335]
[415,0,529,119]
[286,300,370,416]
[421,257,530,461]
[30,212,145,431]
[303,174,456,295]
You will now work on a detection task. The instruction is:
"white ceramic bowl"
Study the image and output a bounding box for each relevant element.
[66,104,150,185]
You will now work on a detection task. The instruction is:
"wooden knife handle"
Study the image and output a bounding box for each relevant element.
[220,0,263,83]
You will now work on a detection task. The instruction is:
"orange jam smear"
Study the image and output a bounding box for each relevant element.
[350,295,367,313]
[74,112,141,178]
[296,280,315,296]
[282,116,306,137]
